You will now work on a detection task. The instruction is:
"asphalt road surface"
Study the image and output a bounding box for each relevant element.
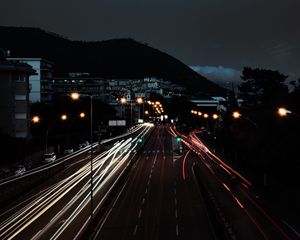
[93,125,215,240]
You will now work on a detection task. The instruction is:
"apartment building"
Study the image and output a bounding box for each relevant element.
[0,55,36,138]
[8,58,54,103]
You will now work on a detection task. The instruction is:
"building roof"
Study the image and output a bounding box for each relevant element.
[0,61,36,74]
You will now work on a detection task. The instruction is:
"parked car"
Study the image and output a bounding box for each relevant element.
[79,141,89,149]
[12,165,26,176]
[42,152,56,163]
[63,148,74,154]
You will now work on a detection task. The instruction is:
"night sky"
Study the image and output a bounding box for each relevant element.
[1,0,299,86]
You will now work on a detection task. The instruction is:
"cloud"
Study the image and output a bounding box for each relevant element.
[190,65,241,89]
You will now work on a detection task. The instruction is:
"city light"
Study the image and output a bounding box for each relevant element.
[232,111,241,119]
[32,116,40,123]
[70,92,80,100]
[61,114,67,120]
[136,97,143,104]
[212,114,218,119]
[120,97,127,104]
[277,107,291,117]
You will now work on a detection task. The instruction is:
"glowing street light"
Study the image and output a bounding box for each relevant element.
[80,112,86,118]
[71,92,99,220]
[277,107,300,119]
[277,107,291,117]
[136,97,143,104]
[120,97,127,104]
[232,111,241,119]
[212,114,218,120]
[70,92,80,100]
[61,114,67,121]
[32,116,40,123]
[232,111,257,128]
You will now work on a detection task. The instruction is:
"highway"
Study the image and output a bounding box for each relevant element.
[91,125,299,240]
[176,128,299,240]
[0,124,298,240]
[0,123,153,240]
[92,125,215,239]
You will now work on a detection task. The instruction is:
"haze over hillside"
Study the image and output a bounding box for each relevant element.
[0,26,226,97]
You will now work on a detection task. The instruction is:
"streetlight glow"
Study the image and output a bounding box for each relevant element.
[233,111,241,119]
[136,97,143,104]
[61,114,67,120]
[80,112,85,118]
[120,97,127,104]
[32,116,40,123]
[278,107,291,117]
[71,92,80,100]
[212,114,218,119]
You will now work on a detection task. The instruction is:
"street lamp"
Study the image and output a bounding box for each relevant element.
[136,97,144,122]
[71,92,97,220]
[232,111,258,128]
[46,114,67,153]
[32,115,40,123]
[120,96,142,127]
[277,107,300,120]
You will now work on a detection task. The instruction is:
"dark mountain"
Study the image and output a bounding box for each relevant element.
[0,26,226,96]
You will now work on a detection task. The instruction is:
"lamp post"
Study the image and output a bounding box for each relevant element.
[277,107,300,119]
[232,111,258,128]
[71,92,97,220]
[120,96,141,127]
[136,97,143,122]
[46,114,67,153]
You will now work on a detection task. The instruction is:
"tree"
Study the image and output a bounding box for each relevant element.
[238,67,289,109]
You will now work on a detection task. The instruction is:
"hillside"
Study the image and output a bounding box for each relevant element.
[0,26,226,96]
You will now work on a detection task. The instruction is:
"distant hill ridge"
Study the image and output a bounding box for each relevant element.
[0,26,226,96]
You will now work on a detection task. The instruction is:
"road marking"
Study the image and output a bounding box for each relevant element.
[142,198,145,205]
[138,209,142,218]
[175,209,178,219]
[176,224,179,236]
[174,198,177,206]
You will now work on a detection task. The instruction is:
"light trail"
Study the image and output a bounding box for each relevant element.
[181,150,190,180]
[0,124,154,240]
